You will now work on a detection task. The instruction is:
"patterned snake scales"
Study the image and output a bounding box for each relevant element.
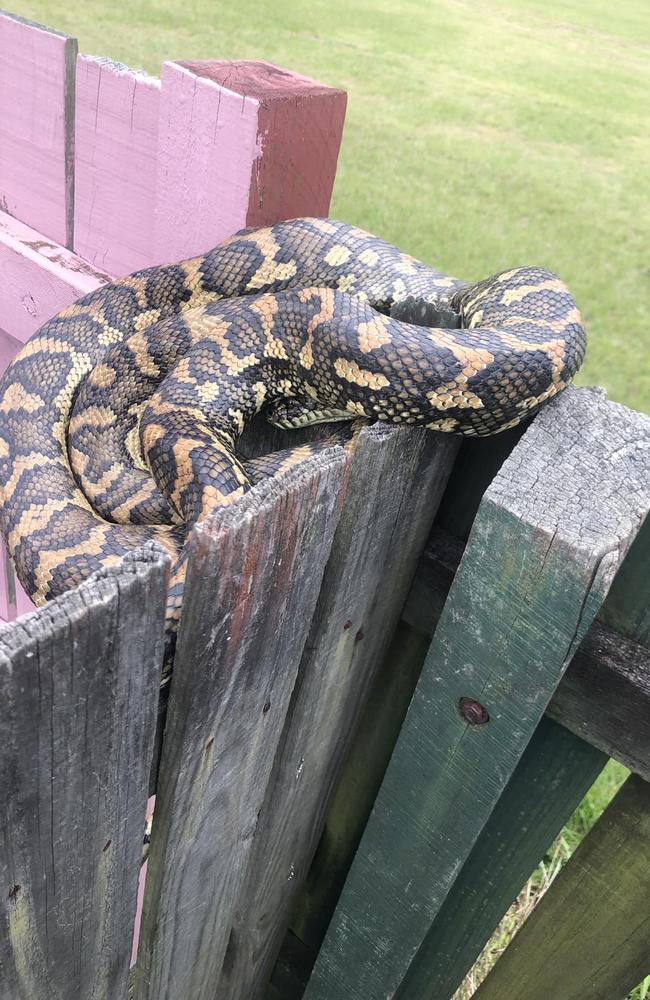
[0,218,585,672]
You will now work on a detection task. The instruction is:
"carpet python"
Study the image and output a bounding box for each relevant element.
[0,218,586,674]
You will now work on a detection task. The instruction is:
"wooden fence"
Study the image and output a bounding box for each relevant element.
[0,9,346,620]
[1,11,649,1000]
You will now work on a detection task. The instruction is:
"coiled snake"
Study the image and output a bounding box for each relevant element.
[0,218,586,672]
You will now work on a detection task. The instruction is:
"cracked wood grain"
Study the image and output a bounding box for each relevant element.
[0,544,167,1000]
[305,385,650,1000]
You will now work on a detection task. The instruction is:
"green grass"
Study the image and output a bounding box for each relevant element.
[17,0,650,415]
[15,0,650,995]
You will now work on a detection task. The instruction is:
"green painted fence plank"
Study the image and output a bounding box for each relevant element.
[395,717,607,999]
[304,386,650,1000]
[473,460,650,1000]
[406,525,650,780]
[474,773,650,1000]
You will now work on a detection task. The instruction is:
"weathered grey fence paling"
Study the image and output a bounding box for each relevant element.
[3,391,648,1000]
[0,546,167,1000]
[135,448,349,1000]
[216,424,458,1000]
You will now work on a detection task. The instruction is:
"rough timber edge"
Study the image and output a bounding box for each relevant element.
[0,541,169,657]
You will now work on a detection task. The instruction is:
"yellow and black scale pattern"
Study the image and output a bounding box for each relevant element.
[0,217,586,672]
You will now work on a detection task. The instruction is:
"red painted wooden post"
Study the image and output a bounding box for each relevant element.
[74,57,162,275]
[155,60,347,261]
[0,12,76,247]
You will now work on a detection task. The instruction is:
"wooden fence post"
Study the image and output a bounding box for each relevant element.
[474,773,650,1000]
[74,56,162,275]
[395,718,607,999]
[406,526,650,779]
[155,60,346,263]
[390,522,650,997]
[134,449,347,1000]
[305,386,650,999]
[471,503,650,1000]
[216,425,459,998]
[0,544,167,1000]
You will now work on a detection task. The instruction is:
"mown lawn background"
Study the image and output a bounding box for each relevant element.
[16,0,650,995]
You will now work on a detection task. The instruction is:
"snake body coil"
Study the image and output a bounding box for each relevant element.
[0,218,586,668]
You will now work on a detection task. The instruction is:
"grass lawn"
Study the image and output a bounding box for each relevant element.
[15,0,650,995]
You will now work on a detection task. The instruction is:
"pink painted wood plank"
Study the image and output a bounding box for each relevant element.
[154,61,260,263]
[74,56,162,275]
[13,573,34,617]
[0,49,347,622]
[0,12,76,247]
[0,552,33,623]
[131,796,156,968]
[154,60,346,263]
[0,209,110,343]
